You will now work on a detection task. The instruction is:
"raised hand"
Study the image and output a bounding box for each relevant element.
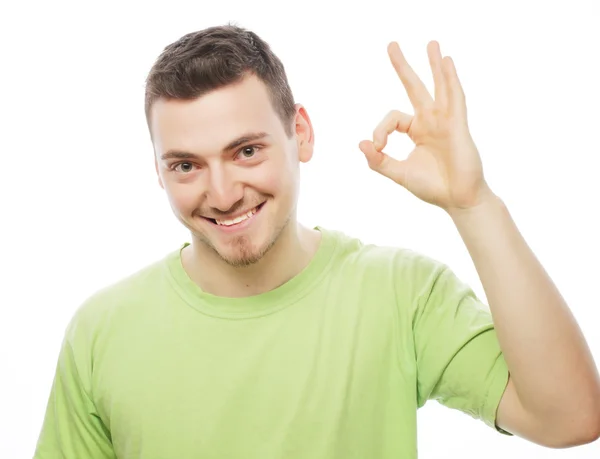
[359,41,493,213]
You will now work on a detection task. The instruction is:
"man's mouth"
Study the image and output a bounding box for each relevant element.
[204,202,265,227]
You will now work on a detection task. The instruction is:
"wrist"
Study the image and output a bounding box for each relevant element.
[446,185,505,224]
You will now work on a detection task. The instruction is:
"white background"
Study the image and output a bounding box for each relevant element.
[1,0,599,457]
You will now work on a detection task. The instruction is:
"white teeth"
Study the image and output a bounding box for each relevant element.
[215,206,258,226]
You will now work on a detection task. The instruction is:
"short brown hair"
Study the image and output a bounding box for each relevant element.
[144,23,296,138]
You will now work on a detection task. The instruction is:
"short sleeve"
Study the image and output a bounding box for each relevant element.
[34,326,116,458]
[411,261,512,435]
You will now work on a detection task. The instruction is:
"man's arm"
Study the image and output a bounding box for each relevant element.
[358,38,600,447]
[34,331,116,458]
[449,190,600,447]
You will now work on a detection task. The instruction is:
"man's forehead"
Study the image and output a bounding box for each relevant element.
[152,101,279,151]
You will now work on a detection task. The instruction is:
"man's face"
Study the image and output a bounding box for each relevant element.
[151,75,314,267]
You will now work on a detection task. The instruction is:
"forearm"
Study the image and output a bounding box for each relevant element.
[448,190,600,419]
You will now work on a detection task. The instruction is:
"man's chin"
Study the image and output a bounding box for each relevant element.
[211,236,274,268]
[193,215,289,268]
[220,252,264,268]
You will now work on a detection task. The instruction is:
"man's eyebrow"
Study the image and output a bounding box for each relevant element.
[223,131,270,152]
[160,132,271,160]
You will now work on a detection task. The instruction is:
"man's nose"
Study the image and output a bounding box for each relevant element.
[205,168,244,212]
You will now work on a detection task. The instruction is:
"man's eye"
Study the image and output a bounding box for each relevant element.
[239,146,259,159]
[173,162,195,173]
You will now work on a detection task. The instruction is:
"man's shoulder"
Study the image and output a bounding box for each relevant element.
[323,226,453,307]
[65,245,183,336]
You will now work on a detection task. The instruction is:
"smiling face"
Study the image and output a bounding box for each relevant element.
[151,75,314,267]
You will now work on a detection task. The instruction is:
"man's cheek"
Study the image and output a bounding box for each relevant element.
[167,188,198,213]
[260,171,292,193]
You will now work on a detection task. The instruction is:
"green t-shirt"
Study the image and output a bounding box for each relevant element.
[34,227,510,458]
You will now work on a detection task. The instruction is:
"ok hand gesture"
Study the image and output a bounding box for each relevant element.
[359,41,493,213]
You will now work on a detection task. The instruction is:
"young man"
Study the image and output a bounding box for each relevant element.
[34,24,600,458]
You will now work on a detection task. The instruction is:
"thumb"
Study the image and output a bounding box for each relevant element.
[358,140,408,187]
[359,140,386,169]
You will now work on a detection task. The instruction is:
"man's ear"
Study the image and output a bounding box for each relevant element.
[294,104,314,163]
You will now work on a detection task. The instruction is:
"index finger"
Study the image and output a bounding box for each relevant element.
[388,42,433,109]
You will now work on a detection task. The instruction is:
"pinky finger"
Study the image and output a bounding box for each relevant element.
[442,56,467,117]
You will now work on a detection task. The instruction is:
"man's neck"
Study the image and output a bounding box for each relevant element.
[182,223,322,298]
